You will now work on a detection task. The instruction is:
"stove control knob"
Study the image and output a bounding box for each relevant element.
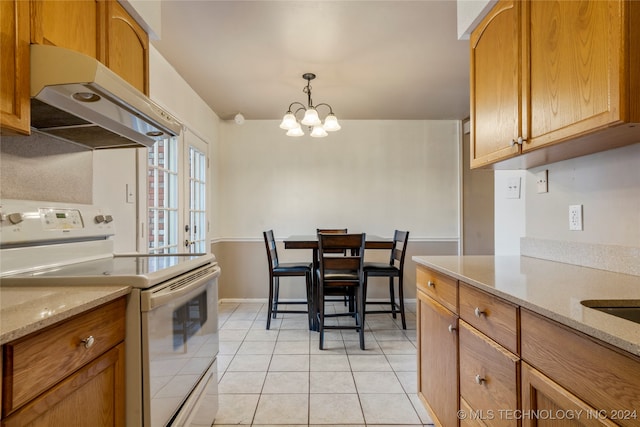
[104,215,114,223]
[94,215,105,224]
[7,213,23,225]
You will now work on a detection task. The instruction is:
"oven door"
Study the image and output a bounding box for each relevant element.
[140,264,220,427]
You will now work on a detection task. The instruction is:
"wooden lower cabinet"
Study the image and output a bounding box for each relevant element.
[417,288,459,427]
[459,321,519,427]
[1,343,125,427]
[521,309,640,427]
[1,298,126,427]
[416,266,640,427]
[521,363,617,427]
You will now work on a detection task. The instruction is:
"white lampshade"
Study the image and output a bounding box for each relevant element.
[310,125,328,138]
[301,108,321,126]
[286,123,304,137]
[323,114,341,131]
[279,112,298,130]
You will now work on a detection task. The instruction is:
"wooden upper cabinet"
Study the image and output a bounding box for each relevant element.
[470,0,522,168]
[470,0,640,169]
[100,0,149,95]
[30,0,100,59]
[29,0,148,95]
[526,0,638,150]
[1,0,31,135]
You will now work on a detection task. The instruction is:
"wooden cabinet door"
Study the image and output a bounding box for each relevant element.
[2,343,125,427]
[470,0,522,168]
[521,363,617,427]
[459,321,519,427]
[30,0,100,59]
[525,0,628,151]
[417,289,459,427]
[0,0,30,135]
[100,0,149,94]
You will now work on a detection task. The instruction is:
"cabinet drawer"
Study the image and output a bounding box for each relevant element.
[459,321,519,427]
[2,298,125,414]
[416,266,458,313]
[521,309,640,427]
[459,282,519,354]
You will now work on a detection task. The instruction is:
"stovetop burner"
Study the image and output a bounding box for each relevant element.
[0,200,216,288]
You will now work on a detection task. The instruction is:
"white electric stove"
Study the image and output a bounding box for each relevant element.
[0,199,220,427]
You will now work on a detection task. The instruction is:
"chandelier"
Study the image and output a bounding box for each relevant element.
[279,73,341,137]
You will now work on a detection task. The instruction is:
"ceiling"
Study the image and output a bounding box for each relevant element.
[151,1,471,122]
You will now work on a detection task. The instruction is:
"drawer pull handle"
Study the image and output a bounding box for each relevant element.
[427,281,435,288]
[448,324,456,334]
[474,307,485,318]
[81,336,95,349]
[475,374,486,385]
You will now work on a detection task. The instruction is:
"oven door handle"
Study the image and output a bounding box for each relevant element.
[142,265,221,311]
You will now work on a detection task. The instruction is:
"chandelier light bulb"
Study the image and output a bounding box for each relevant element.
[323,114,341,131]
[279,112,298,130]
[301,108,321,126]
[310,125,328,138]
[286,122,304,137]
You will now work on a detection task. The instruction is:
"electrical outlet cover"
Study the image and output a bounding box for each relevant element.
[569,204,583,230]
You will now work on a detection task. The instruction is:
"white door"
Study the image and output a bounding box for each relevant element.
[184,131,208,253]
[142,128,209,254]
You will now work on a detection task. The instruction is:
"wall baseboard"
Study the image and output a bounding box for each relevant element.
[218,298,418,304]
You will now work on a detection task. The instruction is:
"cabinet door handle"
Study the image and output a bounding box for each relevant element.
[427,281,435,288]
[448,324,456,334]
[475,374,486,385]
[474,307,485,318]
[511,136,526,146]
[80,335,95,349]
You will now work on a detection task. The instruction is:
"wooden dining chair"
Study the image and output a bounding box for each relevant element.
[363,230,409,329]
[317,232,366,350]
[316,228,350,307]
[263,230,313,330]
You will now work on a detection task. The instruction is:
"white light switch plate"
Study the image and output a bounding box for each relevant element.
[506,177,521,199]
[536,170,548,193]
[126,184,135,204]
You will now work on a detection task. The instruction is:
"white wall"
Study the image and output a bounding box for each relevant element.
[494,143,640,258]
[218,120,461,240]
[494,170,526,255]
[93,149,138,252]
[92,45,222,252]
[525,144,640,246]
[456,0,496,40]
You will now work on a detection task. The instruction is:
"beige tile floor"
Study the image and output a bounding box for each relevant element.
[214,301,434,426]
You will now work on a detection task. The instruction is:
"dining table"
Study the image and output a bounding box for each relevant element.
[283,234,394,331]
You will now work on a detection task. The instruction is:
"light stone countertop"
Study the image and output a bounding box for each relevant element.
[0,285,131,345]
[412,255,640,356]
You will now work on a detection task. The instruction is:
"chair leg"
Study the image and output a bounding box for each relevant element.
[397,276,407,330]
[266,274,274,330]
[272,277,280,319]
[358,284,365,350]
[362,274,368,317]
[318,287,325,350]
[389,277,397,319]
[306,271,313,330]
